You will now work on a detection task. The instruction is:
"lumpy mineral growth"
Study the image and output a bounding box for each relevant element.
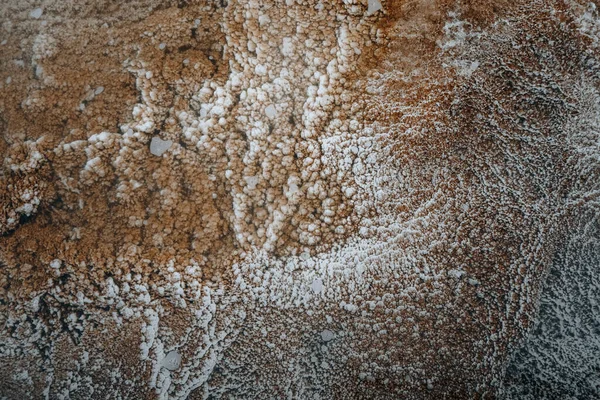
[1,0,600,399]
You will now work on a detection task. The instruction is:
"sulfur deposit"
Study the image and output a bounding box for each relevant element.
[1,0,600,399]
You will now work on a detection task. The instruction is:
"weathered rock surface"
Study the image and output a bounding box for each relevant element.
[1,0,599,399]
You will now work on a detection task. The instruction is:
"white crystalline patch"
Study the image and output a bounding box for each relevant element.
[282,37,294,56]
[441,18,467,50]
[30,8,43,19]
[255,64,267,76]
[454,60,480,77]
[94,86,104,95]
[258,15,270,26]
[367,0,382,15]
[447,269,466,279]
[89,131,110,143]
[321,330,335,342]
[150,137,172,156]
[265,105,277,119]
[161,350,181,371]
[20,203,34,215]
[13,369,31,383]
[311,278,323,294]
[244,176,259,190]
[286,182,299,197]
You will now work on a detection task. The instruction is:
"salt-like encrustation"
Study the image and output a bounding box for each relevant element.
[1,1,599,399]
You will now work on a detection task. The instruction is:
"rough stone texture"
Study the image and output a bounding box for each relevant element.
[1,0,599,399]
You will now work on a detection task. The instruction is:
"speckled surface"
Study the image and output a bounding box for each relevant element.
[1,1,599,399]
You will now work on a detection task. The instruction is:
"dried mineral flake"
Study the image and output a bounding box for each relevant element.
[367,0,382,15]
[30,8,43,19]
[149,137,172,156]
[321,330,335,342]
[311,277,323,294]
[265,104,277,118]
[161,350,181,371]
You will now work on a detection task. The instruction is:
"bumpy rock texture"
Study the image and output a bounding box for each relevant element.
[1,0,600,399]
